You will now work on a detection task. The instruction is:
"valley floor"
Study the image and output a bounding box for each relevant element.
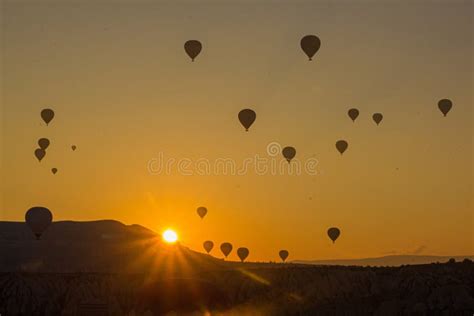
[1,261,474,315]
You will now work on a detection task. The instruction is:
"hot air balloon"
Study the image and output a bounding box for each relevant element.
[51,168,58,175]
[282,146,296,163]
[327,227,340,243]
[238,109,256,131]
[38,138,50,150]
[203,240,214,254]
[335,140,348,155]
[438,99,452,117]
[41,109,55,125]
[25,206,53,240]
[348,108,359,122]
[300,35,321,61]
[279,250,289,262]
[71,145,77,151]
[237,247,249,262]
[34,148,46,162]
[197,207,207,219]
[220,242,233,258]
[184,40,202,61]
[372,113,383,125]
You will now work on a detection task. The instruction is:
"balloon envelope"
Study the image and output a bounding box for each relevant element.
[197,207,207,219]
[38,138,50,150]
[438,99,452,116]
[238,109,256,131]
[300,35,321,61]
[237,247,249,262]
[279,250,289,262]
[51,168,58,175]
[41,109,55,125]
[327,227,340,243]
[203,240,214,254]
[34,148,46,162]
[71,145,77,151]
[348,108,359,122]
[282,146,296,162]
[220,242,233,258]
[184,40,202,61]
[372,113,383,125]
[335,140,348,155]
[25,207,53,239]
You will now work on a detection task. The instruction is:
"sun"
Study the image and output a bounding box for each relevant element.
[163,229,178,243]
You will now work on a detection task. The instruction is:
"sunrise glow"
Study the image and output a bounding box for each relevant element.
[163,229,178,243]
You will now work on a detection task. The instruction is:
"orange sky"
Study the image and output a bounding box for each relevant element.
[1,1,472,261]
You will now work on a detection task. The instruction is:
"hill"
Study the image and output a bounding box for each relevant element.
[294,255,474,267]
[0,220,224,273]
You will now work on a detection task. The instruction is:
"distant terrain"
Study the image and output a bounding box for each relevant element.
[1,220,473,315]
[1,220,471,271]
[295,255,474,267]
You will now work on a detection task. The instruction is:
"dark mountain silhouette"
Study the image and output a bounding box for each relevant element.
[0,220,224,273]
[295,255,474,267]
[0,220,155,242]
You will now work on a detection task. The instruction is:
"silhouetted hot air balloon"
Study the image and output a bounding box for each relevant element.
[237,247,249,262]
[348,108,359,122]
[197,207,207,219]
[238,109,256,131]
[41,109,55,125]
[71,145,77,151]
[38,138,50,150]
[282,146,296,163]
[203,240,214,254]
[220,242,233,258]
[25,206,53,240]
[438,99,452,117]
[300,35,321,61]
[279,250,289,262]
[327,227,340,243]
[184,40,202,62]
[372,113,383,125]
[34,148,46,162]
[51,168,58,175]
[335,140,348,155]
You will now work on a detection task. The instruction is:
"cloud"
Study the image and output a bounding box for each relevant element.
[411,245,427,255]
